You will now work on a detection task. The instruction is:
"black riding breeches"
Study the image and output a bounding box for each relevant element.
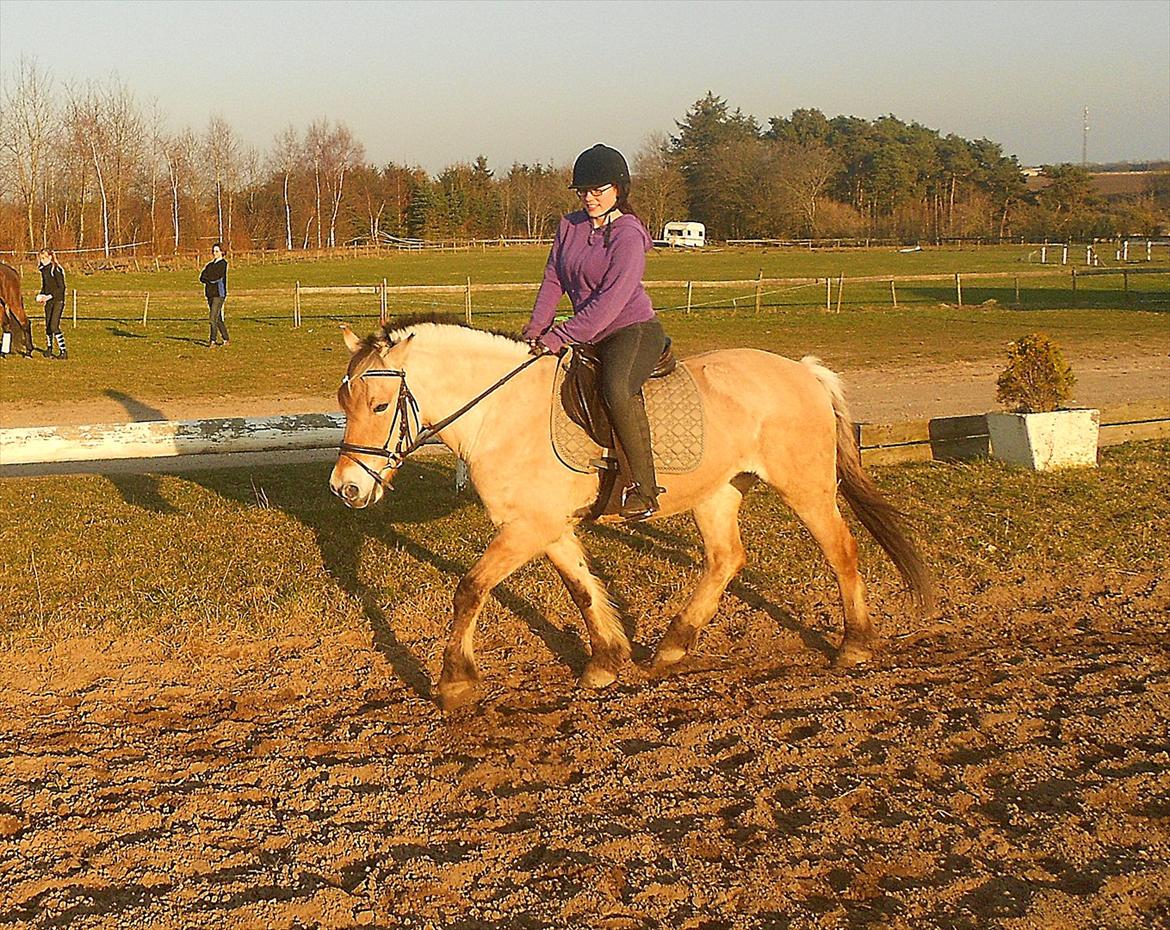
[208,296,229,344]
[44,296,64,337]
[44,296,67,355]
[595,318,667,494]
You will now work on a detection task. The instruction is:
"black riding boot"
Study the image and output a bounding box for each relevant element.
[596,320,667,521]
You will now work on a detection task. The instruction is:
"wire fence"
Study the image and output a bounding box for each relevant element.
[20,263,1163,337]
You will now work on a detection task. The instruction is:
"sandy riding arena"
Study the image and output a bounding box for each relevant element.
[1,444,1168,929]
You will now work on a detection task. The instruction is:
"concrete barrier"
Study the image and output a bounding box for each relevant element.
[3,401,1167,469]
[0,413,346,466]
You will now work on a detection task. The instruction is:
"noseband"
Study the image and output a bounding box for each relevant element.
[337,350,552,490]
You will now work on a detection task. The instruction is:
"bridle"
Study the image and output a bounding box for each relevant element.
[337,350,552,490]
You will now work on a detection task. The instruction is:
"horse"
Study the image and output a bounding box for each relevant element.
[0,261,35,357]
[329,320,935,710]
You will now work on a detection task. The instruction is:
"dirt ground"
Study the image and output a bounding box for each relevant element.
[1,563,1168,929]
[1,354,1168,928]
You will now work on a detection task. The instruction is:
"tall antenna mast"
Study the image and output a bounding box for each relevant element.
[1082,106,1089,167]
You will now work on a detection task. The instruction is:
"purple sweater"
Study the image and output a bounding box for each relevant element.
[524,210,655,353]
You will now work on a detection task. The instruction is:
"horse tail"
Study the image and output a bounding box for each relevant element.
[800,356,936,613]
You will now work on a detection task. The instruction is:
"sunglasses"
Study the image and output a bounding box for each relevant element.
[574,184,614,198]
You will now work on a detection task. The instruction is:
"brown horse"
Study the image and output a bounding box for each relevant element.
[330,321,934,709]
[0,261,35,357]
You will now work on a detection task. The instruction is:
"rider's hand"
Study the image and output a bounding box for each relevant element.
[528,339,548,356]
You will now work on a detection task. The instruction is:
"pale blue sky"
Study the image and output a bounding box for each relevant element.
[1,0,1167,171]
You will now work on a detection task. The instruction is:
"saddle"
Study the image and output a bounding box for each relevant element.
[551,340,704,521]
[561,339,677,448]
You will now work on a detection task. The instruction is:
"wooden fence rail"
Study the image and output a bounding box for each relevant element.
[857,400,1170,466]
[20,264,1168,328]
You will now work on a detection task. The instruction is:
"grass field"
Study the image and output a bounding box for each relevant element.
[1,441,1166,649]
[1,246,1166,409]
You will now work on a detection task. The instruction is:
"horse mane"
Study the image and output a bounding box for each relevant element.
[349,313,527,379]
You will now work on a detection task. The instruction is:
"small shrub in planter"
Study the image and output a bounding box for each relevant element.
[987,333,1099,470]
[995,332,1076,414]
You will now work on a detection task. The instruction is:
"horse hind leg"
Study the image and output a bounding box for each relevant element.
[652,482,747,670]
[545,532,629,689]
[784,488,876,668]
[438,523,550,710]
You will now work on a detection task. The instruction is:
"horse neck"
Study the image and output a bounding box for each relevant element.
[404,338,534,457]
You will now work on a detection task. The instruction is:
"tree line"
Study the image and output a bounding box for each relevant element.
[1,61,1165,256]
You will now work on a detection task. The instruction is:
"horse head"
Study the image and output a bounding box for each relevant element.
[330,324,416,509]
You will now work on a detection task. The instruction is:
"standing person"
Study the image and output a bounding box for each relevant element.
[35,249,67,360]
[199,242,230,348]
[523,143,666,520]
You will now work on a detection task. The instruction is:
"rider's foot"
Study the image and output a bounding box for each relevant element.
[620,486,660,521]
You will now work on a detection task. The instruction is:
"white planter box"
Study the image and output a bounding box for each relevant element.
[986,409,1100,471]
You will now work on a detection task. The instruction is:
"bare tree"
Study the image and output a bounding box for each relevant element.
[323,122,364,247]
[64,84,111,255]
[204,114,239,243]
[633,132,686,239]
[271,124,300,250]
[305,118,328,249]
[101,78,145,245]
[161,129,197,250]
[0,57,56,249]
[775,141,840,237]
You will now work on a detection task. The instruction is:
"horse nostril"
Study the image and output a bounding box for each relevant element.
[341,483,360,501]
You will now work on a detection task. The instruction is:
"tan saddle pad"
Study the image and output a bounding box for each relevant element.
[551,351,704,474]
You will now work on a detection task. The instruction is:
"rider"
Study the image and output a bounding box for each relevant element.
[523,143,667,521]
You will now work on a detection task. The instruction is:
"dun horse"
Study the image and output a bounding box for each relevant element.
[330,321,934,709]
[0,262,35,357]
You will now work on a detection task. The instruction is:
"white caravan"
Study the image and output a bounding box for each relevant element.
[661,221,706,248]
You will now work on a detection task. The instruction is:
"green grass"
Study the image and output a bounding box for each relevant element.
[12,243,1059,290]
[1,442,1166,649]
[0,306,1165,410]
[2,246,1165,409]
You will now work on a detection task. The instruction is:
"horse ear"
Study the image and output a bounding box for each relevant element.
[340,324,362,354]
[379,332,413,357]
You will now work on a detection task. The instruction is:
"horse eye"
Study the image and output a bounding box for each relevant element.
[373,402,390,414]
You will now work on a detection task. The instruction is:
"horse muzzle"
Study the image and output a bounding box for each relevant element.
[329,463,389,509]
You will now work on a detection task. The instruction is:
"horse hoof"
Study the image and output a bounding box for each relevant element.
[437,679,478,711]
[579,661,618,690]
[651,644,688,670]
[832,641,874,669]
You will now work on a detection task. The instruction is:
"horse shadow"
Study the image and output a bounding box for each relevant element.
[166,457,590,701]
[101,392,175,514]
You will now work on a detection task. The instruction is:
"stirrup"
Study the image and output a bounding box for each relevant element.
[620,484,661,521]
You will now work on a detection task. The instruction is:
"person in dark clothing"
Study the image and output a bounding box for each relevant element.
[523,144,666,520]
[199,242,230,347]
[36,249,67,360]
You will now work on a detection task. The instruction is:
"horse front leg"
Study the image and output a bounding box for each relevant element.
[438,523,549,710]
[545,531,629,690]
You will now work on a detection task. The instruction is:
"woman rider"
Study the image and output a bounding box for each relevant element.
[523,144,667,521]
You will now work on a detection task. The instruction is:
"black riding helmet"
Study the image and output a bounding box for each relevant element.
[571,144,630,190]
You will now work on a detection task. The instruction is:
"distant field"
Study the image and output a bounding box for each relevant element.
[1,246,1165,409]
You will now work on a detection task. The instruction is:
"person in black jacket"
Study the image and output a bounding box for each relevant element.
[199,242,230,348]
[36,249,67,360]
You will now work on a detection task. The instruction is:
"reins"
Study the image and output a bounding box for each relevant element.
[338,349,553,488]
